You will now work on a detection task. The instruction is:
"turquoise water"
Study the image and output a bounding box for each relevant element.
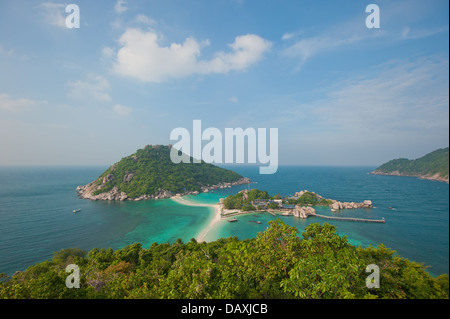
[0,166,213,276]
[0,166,448,277]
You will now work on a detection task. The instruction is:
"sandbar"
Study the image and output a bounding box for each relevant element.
[171,195,223,243]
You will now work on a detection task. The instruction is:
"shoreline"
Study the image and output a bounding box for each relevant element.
[170,195,223,243]
[370,170,449,183]
[76,177,251,202]
[172,189,380,242]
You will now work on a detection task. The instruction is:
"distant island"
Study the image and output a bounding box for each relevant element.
[170,188,379,244]
[77,144,250,201]
[371,147,449,183]
[216,188,382,223]
[221,188,373,212]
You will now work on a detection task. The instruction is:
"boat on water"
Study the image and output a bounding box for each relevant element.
[228,218,238,222]
[73,209,81,213]
[249,221,262,224]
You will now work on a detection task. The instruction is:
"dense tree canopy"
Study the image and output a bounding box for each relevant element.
[374,147,449,180]
[223,189,332,210]
[1,221,448,299]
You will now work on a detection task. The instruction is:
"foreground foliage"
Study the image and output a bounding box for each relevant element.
[1,221,448,299]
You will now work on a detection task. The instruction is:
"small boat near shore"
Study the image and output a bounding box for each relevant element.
[249,221,262,224]
[73,209,81,213]
[227,218,238,222]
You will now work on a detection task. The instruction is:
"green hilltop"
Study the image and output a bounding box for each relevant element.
[372,147,449,183]
[77,144,248,200]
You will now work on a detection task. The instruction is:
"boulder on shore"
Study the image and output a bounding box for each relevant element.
[77,177,251,202]
[329,199,373,212]
[293,206,316,219]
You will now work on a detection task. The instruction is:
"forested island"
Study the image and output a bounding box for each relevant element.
[222,188,372,212]
[77,144,250,201]
[0,221,447,299]
[371,147,449,183]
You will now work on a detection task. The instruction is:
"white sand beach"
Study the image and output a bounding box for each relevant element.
[171,195,223,243]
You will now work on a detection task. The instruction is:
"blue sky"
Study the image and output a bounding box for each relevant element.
[0,0,448,166]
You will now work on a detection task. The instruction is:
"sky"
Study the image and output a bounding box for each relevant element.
[0,0,448,167]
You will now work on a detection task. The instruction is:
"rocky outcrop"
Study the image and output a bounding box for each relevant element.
[291,189,373,212]
[76,184,128,201]
[210,178,251,190]
[76,177,251,202]
[330,199,373,212]
[131,189,174,201]
[294,190,323,200]
[123,172,135,183]
[102,174,114,184]
[293,206,316,219]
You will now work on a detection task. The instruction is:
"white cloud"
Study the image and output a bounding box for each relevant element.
[113,28,272,82]
[281,56,449,136]
[281,30,304,41]
[102,47,115,59]
[134,14,156,26]
[40,2,66,28]
[67,74,112,102]
[274,55,449,164]
[281,13,384,69]
[198,34,273,74]
[0,94,47,111]
[281,33,295,41]
[400,25,449,40]
[0,45,14,56]
[113,104,132,116]
[283,31,380,70]
[113,29,201,82]
[110,18,123,30]
[283,3,449,71]
[229,96,239,103]
[114,0,128,14]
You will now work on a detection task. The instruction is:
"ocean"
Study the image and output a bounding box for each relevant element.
[0,165,448,277]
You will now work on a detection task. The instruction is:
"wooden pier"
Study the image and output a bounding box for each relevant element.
[314,214,385,223]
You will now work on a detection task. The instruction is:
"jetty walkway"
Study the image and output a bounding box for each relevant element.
[222,211,385,224]
[314,214,385,223]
